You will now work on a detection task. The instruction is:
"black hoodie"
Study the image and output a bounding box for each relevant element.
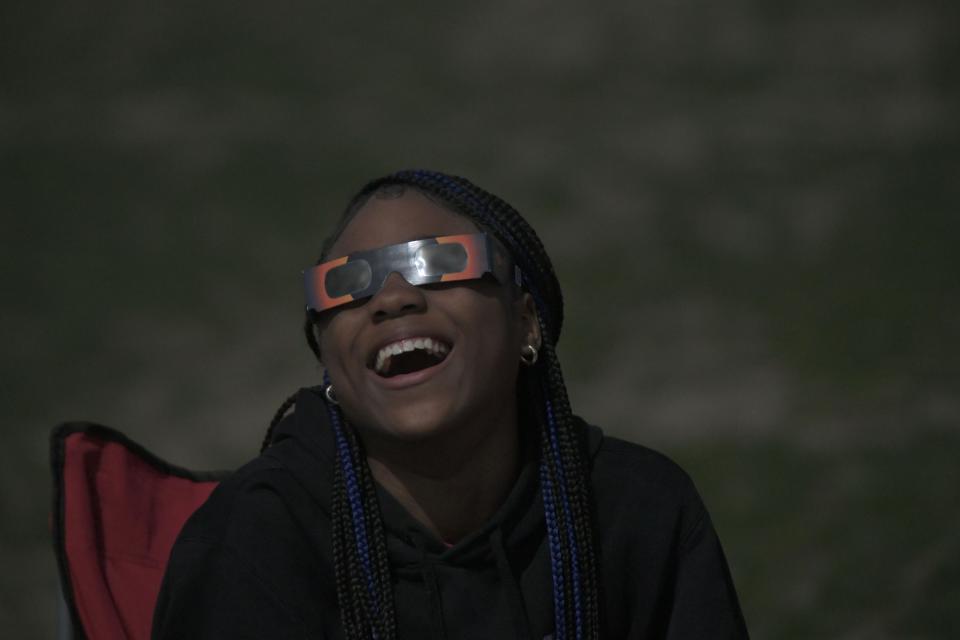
[152,387,748,639]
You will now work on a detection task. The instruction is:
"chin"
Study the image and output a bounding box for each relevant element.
[357,398,470,444]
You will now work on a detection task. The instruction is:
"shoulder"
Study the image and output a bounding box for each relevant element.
[174,441,330,554]
[153,459,323,638]
[579,419,707,545]
[583,420,698,504]
[578,422,750,637]
[155,443,336,636]
[177,456,283,539]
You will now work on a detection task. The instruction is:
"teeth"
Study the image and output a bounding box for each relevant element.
[373,337,450,375]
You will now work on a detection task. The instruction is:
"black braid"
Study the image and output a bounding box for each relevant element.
[542,423,575,633]
[264,170,599,639]
[543,336,600,634]
[348,416,397,640]
[339,407,395,640]
[260,392,298,453]
[332,461,364,639]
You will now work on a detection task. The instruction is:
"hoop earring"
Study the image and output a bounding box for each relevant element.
[324,384,339,405]
[520,344,539,366]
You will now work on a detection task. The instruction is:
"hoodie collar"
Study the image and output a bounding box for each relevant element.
[267,385,604,565]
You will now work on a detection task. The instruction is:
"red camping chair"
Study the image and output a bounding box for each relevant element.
[51,423,229,640]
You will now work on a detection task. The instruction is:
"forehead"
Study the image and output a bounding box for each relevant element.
[329,190,479,258]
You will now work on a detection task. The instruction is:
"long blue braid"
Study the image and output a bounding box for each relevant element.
[325,372,379,617]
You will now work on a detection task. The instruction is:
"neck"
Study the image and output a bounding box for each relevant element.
[363,407,521,544]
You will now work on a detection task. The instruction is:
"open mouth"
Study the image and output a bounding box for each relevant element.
[372,337,451,378]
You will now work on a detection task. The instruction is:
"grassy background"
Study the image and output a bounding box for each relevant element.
[2,1,958,637]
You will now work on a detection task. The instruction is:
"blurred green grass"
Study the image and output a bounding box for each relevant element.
[2,1,958,637]
[675,431,960,639]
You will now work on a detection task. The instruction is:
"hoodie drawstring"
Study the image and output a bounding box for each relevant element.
[491,528,533,640]
[412,536,448,640]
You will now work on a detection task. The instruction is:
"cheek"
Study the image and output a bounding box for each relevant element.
[317,315,360,381]
[463,296,522,371]
[318,325,371,422]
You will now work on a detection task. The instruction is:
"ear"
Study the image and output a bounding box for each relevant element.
[516,291,542,350]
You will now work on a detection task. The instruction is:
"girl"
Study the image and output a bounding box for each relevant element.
[152,170,748,639]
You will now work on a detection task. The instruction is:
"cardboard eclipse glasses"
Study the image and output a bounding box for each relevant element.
[304,233,520,313]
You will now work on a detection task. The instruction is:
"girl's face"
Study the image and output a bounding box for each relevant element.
[316,190,540,443]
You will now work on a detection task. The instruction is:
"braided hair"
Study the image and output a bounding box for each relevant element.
[263,170,599,640]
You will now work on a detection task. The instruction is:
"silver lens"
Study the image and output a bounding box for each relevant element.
[414,243,468,276]
[324,260,373,297]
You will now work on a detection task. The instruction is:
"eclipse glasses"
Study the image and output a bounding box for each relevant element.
[304,233,521,313]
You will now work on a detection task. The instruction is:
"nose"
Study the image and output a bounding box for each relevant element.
[368,272,427,320]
